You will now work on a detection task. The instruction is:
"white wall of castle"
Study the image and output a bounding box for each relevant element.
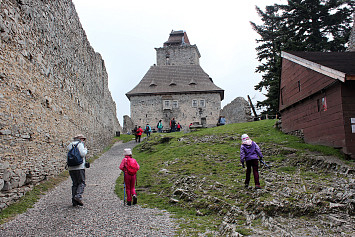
[130,93,221,130]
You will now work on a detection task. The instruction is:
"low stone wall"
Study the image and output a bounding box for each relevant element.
[0,0,121,209]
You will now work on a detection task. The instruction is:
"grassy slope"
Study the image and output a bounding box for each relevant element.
[115,120,354,236]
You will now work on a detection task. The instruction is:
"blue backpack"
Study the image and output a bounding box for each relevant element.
[67,142,84,166]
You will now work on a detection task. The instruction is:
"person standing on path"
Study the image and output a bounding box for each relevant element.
[133,125,138,142]
[170,117,176,132]
[157,120,163,133]
[136,126,143,142]
[145,124,152,137]
[240,134,263,189]
[67,134,88,206]
[119,148,140,206]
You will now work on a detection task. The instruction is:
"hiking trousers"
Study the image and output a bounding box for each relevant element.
[245,159,260,186]
[124,173,137,202]
[69,169,86,200]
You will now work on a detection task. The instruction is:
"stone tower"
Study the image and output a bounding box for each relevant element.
[126,30,224,130]
[156,30,200,66]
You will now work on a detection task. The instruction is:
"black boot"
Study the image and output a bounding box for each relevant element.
[133,195,137,205]
[127,201,131,206]
[72,198,78,207]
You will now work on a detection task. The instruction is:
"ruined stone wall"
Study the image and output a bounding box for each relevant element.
[220,97,252,124]
[122,115,134,134]
[0,0,121,209]
[129,93,221,129]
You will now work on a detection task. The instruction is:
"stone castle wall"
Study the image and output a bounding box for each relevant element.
[0,0,121,209]
[155,45,200,66]
[130,93,221,129]
[220,97,252,124]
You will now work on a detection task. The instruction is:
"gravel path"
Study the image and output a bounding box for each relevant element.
[0,141,178,236]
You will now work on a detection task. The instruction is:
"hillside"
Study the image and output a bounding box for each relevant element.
[116,120,355,236]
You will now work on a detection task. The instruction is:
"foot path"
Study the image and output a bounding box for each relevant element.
[0,140,177,236]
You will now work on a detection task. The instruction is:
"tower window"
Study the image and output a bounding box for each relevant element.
[199,99,205,107]
[172,100,178,108]
[192,100,198,107]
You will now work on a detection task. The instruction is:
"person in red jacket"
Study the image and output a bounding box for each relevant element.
[119,148,140,205]
[136,126,143,143]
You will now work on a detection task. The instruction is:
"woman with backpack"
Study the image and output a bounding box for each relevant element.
[145,124,151,137]
[136,126,143,143]
[119,148,140,206]
[157,120,163,133]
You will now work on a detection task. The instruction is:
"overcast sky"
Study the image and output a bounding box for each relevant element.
[71,0,284,125]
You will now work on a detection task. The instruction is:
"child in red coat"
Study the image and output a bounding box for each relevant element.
[119,148,140,205]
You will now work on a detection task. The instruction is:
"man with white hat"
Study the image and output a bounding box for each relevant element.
[67,134,88,206]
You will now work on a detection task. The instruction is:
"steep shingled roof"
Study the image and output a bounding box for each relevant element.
[126,65,224,100]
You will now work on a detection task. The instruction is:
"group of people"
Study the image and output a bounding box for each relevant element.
[67,130,264,207]
[67,134,140,207]
[169,117,182,132]
[132,125,144,142]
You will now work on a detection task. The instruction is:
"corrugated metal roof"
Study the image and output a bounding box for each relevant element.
[126,65,224,100]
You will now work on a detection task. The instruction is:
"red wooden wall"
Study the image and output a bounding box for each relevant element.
[280,58,355,158]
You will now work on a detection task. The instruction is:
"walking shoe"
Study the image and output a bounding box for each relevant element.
[74,197,84,206]
[127,201,131,206]
[72,198,78,207]
[133,195,137,205]
[244,184,249,188]
[255,185,262,190]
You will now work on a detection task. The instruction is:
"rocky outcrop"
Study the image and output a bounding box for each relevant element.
[0,0,121,209]
[220,97,252,124]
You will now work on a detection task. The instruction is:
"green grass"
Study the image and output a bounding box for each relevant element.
[114,134,135,143]
[115,119,354,236]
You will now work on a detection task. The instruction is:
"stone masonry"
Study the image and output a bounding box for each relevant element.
[220,97,252,124]
[0,0,121,209]
[126,31,224,130]
[130,93,221,130]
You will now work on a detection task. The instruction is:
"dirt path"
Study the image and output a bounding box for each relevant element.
[0,140,177,236]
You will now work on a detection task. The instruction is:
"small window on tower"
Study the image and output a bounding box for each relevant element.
[199,99,205,107]
[192,100,198,108]
[172,100,178,108]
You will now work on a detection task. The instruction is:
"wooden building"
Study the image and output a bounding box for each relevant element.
[279,51,355,159]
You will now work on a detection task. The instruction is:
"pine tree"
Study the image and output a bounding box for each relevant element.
[251,0,354,114]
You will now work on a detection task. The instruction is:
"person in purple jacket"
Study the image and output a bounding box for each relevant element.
[240,134,263,189]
